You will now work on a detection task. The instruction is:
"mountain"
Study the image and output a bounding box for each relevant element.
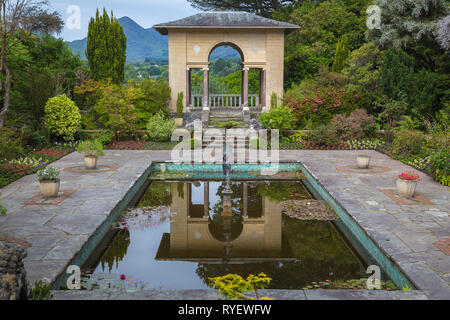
[68,16,168,62]
[67,16,239,63]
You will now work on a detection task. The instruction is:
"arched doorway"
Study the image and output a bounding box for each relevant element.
[186,42,266,111]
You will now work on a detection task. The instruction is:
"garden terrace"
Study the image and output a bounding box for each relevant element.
[0,150,448,299]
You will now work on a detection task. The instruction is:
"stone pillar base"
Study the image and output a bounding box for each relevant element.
[242,107,250,123]
[202,108,210,123]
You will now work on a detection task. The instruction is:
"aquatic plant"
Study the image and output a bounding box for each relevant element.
[208,273,272,300]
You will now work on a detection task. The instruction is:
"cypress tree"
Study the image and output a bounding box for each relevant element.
[86,8,127,84]
[332,36,350,73]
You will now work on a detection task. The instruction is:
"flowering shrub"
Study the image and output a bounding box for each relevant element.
[397,171,420,181]
[286,87,358,128]
[347,139,385,150]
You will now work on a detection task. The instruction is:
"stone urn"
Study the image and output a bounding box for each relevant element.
[396,179,417,198]
[84,155,98,170]
[174,118,183,127]
[40,179,60,198]
[356,155,371,169]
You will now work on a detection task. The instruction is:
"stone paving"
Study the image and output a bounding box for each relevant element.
[0,151,170,285]
[0,149,449,300]
[51,288,428,300]
[280,150,450,299]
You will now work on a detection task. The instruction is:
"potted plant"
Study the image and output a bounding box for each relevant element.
[356,155,371,169]
[175,92,184,127]
[77,139,105,169]
[36,166,60,198]
[396,171,420,198]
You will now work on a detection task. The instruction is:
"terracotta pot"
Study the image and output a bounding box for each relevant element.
[174,118,183,127]
[40,179,60,198]
[356,155,371,169]
[84,155,98,170]
[396,179,417,198]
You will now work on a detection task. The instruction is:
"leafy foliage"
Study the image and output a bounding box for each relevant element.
[93,83,140,137]
[176,92,184,117]
[146,112,175,142]
[208,273,272,300]
[332,36,350,72]
[44,94,81,141]
[35,166,60,182]
[258,106,295,130]
[77,139,105,156]
[331,108,376,140]
[86,8,126,84]
[368,0,449,49]
[30,280,53,300]
[392,129,426,155]
[0,193,6,216]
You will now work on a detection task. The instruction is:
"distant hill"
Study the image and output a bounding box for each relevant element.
[67,16,239,63]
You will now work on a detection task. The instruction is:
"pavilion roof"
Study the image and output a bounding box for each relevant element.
[153,11,299,35]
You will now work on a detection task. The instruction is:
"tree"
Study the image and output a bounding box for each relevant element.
[332,36,350,72]
[369,0,449,49]
[380,47,415,101]
[284,0,369,86]
[86,8,126,84]
[187,0,296,17]
[0,0,63,128]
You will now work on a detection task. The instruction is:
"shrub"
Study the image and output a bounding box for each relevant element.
[258,106,295,131]
[35,166,60,182]
[133,79,171,127]
[94,84,139,138]
[176,92,184,118]
[0,193,6,216]
[30,280,53,300]
[431,148,449,185]
[305,124,338,146]
[44,94,81,141]
[91,130,114,146]
[270,93,278,108]
[392,129,426,155]
[77,139,104,156]
[146,112,175,142]
[0,127,24,160]
[331,109,376,140]
[286,86,358,128]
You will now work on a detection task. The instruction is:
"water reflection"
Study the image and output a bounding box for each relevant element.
[88,180,367,289]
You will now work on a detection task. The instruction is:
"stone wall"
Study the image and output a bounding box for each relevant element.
[0,242,29,300]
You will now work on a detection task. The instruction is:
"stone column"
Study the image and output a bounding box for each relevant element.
[202,67,209,110]
[243,182,248,218]
[186,68,191,111]
[242,67,249,108]
[203,182,209,218]
[242,67,250,122]
[261,69,266,109]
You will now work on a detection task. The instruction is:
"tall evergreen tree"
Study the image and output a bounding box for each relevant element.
[86,8,126,84]
[332,36,350,72]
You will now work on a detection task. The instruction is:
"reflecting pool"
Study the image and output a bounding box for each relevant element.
[83,180,368,290]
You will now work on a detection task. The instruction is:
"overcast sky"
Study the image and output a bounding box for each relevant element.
[49,0,202,41]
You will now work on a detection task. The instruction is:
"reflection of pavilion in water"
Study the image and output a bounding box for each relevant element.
[155,181,295,263]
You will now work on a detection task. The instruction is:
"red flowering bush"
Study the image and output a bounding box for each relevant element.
[398,171,420,181]
[286,87,359,128]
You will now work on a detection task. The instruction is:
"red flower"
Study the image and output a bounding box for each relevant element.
[120,274,125,280]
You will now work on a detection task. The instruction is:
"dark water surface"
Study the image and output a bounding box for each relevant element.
[84,180,368,290]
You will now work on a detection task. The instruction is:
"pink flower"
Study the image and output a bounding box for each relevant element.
[120,274,125,280]
[124,226,128,230]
